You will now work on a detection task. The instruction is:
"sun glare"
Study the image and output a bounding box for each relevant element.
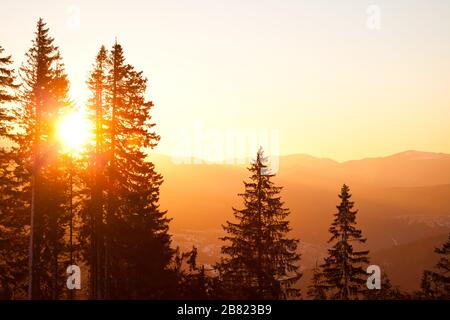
[57,110,91,154]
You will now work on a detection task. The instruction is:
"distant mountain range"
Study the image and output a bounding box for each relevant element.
[150,150,450,292]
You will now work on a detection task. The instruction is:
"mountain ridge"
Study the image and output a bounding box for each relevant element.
[149,149,450,166]
[148,149,450,293]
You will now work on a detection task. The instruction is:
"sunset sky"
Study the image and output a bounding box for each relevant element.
[1,0,450,161]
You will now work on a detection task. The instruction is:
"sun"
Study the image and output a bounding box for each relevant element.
[57,109,91,154]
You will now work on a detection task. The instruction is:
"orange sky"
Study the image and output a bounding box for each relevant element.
[1,0,450,161]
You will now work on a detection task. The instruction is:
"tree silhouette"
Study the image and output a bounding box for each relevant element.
[320,184,369,300]
[0,44,24,299]
[80,43,174,299]
[218,148,301,299]
[12,18,72,299]
[0,45,17,137]
[79,45,109,299]
[420,234,450,299]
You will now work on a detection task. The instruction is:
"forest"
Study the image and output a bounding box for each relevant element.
[0,19,449,300]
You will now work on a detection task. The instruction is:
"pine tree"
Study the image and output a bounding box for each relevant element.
[0,45,17,138]
[12,18,71,299]
[218,148,301,299]
[80,45,109,299]
[106,42,173,299]
[307,261,327,300]
[0,45,25,299]
[420,234,450,299]
[320,184,369,300]
[81,43,174,299]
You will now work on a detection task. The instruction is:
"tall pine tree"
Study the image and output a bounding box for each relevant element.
[81,43,174,299]
[79,45,109,299]
[218,148,301,299]
[0,45,25,299]
[320,184,369,300]
[12,18,72,299]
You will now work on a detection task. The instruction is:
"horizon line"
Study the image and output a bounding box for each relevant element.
[148,149,450,165]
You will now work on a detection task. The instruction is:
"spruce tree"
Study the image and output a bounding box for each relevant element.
[81,43,174,299]
[0,45,17,138]
[420,235,450,299]
[12,18,71,299]
[80,45,109,299]
[218,148,301,299]
[0,45,25,299]
[320,184,369,300]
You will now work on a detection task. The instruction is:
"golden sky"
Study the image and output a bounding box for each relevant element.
[1,0,450,161]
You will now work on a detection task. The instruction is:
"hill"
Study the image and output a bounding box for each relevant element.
[149,150,450,292]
